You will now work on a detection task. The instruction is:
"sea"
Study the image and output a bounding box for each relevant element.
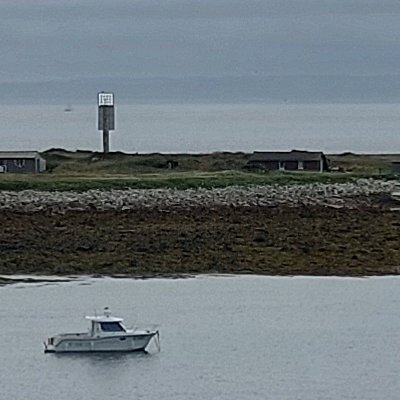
[0,275,399,400]
[1,103,400,153]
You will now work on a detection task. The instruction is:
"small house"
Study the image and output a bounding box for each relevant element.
[247,150,329,172]
[392,162,400,174]
[0,151,46,173]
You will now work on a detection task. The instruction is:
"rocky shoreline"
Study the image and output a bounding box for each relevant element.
[0,179,399,212]
[1,179,399,277]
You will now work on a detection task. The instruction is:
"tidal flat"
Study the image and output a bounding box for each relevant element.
[1,200,399,277]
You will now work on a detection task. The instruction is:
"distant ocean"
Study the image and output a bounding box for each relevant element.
[1,103,399,153]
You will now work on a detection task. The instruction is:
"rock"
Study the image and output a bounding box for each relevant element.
[253,228,269,245]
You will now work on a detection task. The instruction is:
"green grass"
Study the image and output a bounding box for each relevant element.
[0,170,397,192]
[0,149,398,192]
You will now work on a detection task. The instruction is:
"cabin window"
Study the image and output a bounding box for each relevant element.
[100,322,124,332]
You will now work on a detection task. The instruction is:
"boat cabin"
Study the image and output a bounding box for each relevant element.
[86,309,127,336]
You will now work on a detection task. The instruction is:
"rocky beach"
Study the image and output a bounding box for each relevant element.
[0,178,399,277]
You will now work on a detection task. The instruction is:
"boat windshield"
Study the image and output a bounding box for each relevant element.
[100,322,125,332]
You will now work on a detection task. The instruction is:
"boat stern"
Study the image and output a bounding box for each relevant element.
[144,330,160,352]
[43,337,56,353]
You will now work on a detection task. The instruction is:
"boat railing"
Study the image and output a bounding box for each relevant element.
[56,332,89,339]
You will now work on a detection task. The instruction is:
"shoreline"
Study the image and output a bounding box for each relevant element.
[2,272,400,288]
[1,179,399,278]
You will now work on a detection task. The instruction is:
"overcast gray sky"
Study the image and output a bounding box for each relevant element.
[2,0,400,81]
[1,0,400,102]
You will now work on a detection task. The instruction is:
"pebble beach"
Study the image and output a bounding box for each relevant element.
[0,179,399,212]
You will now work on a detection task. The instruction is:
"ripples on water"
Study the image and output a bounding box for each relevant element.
[1,275,399,400]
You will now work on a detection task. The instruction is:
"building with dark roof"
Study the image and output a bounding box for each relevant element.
[392,162,400,174]
[0,151,46,173]
[246,150,329,172]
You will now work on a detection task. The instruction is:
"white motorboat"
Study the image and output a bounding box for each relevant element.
[44,307,159,353]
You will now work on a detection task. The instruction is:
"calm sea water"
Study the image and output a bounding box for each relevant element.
[0,103,399,153]
[0,275,399,400]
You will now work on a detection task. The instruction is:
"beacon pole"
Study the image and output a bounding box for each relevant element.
[97,92,115,155]
[103,112,109,154]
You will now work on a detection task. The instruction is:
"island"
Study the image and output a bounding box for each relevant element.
[0,149,399,278]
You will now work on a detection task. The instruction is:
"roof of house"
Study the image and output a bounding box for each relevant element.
[0,151,44,159]
[249,150,325,162]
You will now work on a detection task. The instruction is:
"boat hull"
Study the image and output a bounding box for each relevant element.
[45,332,157,353]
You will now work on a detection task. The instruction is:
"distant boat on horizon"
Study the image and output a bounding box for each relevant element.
[64,104,72,112]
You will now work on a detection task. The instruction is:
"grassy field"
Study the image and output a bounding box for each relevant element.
[0,149,399,191]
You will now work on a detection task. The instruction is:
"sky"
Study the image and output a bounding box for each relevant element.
[1,0,400,103]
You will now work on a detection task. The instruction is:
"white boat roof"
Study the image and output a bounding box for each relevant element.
[85,308,124,323]
[85,315,124,323]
